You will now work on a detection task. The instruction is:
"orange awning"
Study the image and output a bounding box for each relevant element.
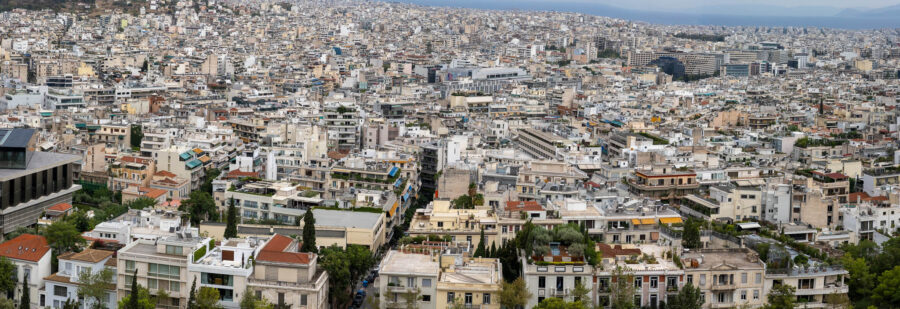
[660,217,683,224]
[641,219,656,225]
[388,201,400,217]
[631,219,642,225]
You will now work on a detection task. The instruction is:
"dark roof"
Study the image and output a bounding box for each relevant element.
[0,128,34,148]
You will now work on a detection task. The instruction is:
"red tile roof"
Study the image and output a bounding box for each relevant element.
[155,170,177,178]
[225,170,261,179]
[0,234,51,262]
[505,201,543,212]
[48,202,73,212]
[256,234,312,265]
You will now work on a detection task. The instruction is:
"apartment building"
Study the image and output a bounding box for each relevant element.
[108,155,156,191]
[682,248,767,309]
[187,237,260,308]
[223,180,324,224]
[379,251,440,309]
[44,249,117,308]
[436,257,502,309]
[516,128,572,160]
[522,243,594,308]
[117,232,210,308]
[626,166,699,201]
[594,244,684,308]
[408,199,498,250]
[0,234,52,307]
[764,265,848,307]
[246,234,329,308]
[516,161,588,201]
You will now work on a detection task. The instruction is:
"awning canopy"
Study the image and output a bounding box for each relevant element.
[641,219,655,225]
[737,222,762,230]
[388,166,399,177]
[388,201,399,217]
[631,219,642,225]
[660,217,683,224]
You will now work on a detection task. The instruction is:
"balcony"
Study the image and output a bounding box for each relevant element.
[549,289,569,298]
[795,285,849,296]
[709,283,736,290]
[710,302,736,308]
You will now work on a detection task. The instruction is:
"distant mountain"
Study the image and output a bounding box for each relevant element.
[392,0,900,29]
[837,4,900,18]
[689,4,845,17]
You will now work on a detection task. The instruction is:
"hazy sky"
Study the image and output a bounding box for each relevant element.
[574,0,898,10]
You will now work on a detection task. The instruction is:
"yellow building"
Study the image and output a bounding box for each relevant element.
[408,200,499,250]
[436,257,502,309]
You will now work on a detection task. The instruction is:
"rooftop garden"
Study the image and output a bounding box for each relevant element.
[637,132,669,145]
[794,137,846,148]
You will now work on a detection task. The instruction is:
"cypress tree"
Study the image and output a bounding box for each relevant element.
[224,198,238,238]
[474,227,486,257]
[127,269,138,309]
[19,276,28,309]
[489,242,497,258]
[300,208,318,253]
[187,277,197,309]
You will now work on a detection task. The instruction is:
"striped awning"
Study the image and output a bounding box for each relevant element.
[660,217,683,224]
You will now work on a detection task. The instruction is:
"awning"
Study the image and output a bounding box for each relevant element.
[179,152,192,160]
[186,159,202,169]
[388,201,399,217]
[402,192,410,201]
[388,166,399,177]
[737,222,761,230]
[659,217,683,224]
[631,219,642,225]
[394,178,403,187]
[641,219,655,225]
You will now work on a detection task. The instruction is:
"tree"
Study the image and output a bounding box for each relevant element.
[239,288,273,309]
[345,245,375,282]
[224,198,238,239]
[197,287,224,309]
[474,227,486,257]
[200,168,221,194]
[70,210,92,232]
[140,59,149,73]
[300,208,317,253]
[77,268,115,309]
[182,191,218,225]
[533,297,585,309]
[667,282,704,309]
[571,280,590,303]
[793,254,809,266]
[610,266,636,309]
[0,257,15,295]
[320,245,352,308]
[872,265,900,306]
[130,124,143,149]
[489,242,497,258]
[119,284,154,309]
[824,293,851,309]
[841,255,874,301]
[682,218,702,249]
[127,269,141,309]
[18,276,28,309]
[763,284,796,309]
[402,287,421,309]
[499,277,531,309]
[188,278,197,309]
[46,222,86,254]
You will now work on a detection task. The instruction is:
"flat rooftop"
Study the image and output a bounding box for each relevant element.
[312,209,383,230]
[0,152,80,181]
[381,251,439,276]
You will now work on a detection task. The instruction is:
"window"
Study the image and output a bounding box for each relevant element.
[741,290,747,300]
[278,293,285,306]
[755,273,762,284]
[635,277,642,288]
[300,295,307,306]
[422,278,432,287]
[148,263,180,279]
[538,276,546,288]
[798,279,815,289]
[483,293,491,304]
[165,245,183,255]
[422,295,431,302]
[556,277,563,291]
[464,293,473,304]
[634,295,641,306]
[650,276,658,289]
[407,277,416,287]
[447,292,455,303]
[753,290,760,300]
[699,274,706,286]
[53,286,67,297]
[741,273,747,284]
[126,261,135,272]
[687,275,693,284]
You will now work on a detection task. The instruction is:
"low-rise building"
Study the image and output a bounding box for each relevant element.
[248,234,329,309]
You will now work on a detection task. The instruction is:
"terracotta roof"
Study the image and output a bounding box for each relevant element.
[154,170,177,178]
[0,234,51,262]
[256,234,312,265]
[327,150,349,160]
[505,201,543,212]
[119,156,151,165]
[596,243,641,258]
[137,187,166,199]
[225,170,260,179]
[59,248,113,263]
[48,202,73,212]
